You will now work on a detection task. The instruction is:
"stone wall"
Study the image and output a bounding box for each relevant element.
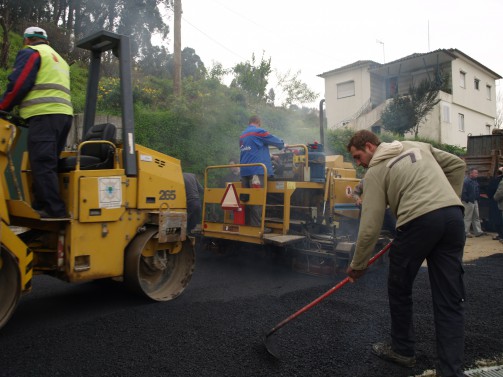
[67,114,122,150]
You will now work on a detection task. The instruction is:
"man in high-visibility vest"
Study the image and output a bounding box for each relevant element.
[0,26,73,219]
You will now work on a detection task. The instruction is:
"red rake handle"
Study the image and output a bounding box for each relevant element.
[265,241,392,338]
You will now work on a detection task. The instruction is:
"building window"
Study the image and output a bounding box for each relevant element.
[459,71,466,88]
[371,125,381,134]
[442,105,451,123]
[486,124,492,134]
[458,113,465,132]
[474,78,480,90]
[486,85,492,100]
[337,80,355,99]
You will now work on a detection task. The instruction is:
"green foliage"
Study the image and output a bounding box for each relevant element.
[380,95,414,136]
[137,45,171,78]
[124,71,322,175]
[0,20,323,179]
[326,128,355,159]
[276,70,319,108]
[165,47,206,80]
[97,77,122,112]
[414,136,467,156]
[69,62,89,113]
[381,77,442,137]
[0,0,169,64]
[327,128,466,178]
[0,32,24,88]
[206,62,230,83]
[231,53,272,103]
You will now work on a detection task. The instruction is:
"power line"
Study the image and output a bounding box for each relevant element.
[204,0,341,64]
[181,16,247,62]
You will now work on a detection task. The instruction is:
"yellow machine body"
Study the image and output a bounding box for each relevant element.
[2,125,188,285]
[199,144,392,276]
[0,30,195,331]
[201,145,360,248]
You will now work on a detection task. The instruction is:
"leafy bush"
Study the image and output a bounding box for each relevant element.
[70,62,88,113]
[327,128,467,178]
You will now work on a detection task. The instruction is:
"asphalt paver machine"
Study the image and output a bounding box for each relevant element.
[199,143,392,275]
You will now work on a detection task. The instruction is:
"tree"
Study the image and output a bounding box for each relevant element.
[0,10,11,69]
[206,61,229,83]
[276,69,318,108]
[166,47,206,80]
[231,52,271,102]
[381,77,441,137]
[138,45,171,78]
[0,0,173,66]
[266,88,275,106]
[380,95,415,137]
[0,0,33,68]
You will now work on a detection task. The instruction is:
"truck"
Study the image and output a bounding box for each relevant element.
[463,132,503,230]
[0,31,195,330]
[198,142,391,276]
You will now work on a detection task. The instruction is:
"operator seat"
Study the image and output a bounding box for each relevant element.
[59,123,117,172]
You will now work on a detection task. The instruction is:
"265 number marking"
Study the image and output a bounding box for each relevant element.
[159,190,176,200]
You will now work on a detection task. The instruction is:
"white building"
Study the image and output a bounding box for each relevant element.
[318,49,501,147]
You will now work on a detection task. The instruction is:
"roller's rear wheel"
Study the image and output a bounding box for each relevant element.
[0,247,21,330]
[124,228,195,301]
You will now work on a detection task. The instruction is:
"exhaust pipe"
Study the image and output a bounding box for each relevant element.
[319,99,325,146]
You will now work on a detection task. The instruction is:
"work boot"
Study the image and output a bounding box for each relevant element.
[371,342,416,368]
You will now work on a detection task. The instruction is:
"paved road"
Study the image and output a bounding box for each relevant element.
[0,248,502,377]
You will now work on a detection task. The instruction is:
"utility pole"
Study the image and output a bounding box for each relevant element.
[173,0,182,97]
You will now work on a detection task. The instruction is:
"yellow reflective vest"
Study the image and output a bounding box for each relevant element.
[19,44,73,119]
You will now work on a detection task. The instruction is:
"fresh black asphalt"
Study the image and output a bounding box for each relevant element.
[0,247,501,377]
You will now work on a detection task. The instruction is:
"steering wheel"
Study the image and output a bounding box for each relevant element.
[0,110,27,128]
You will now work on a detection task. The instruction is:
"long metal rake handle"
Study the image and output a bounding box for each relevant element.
[265,241,392,339]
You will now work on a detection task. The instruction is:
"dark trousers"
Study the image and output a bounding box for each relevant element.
[389,206,465,377]
[241,175,264,227]
[27,114,72,217]
[187,199,201,234]
[489,200,503,237]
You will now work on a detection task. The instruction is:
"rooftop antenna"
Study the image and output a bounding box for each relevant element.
[376,39,385,63]
[428,20,430,51]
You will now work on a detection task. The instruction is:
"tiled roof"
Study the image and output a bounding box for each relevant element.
[318,49,501,79]
[317,60,380,77]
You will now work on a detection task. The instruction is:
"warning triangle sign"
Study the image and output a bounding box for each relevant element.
[221,183,240,210]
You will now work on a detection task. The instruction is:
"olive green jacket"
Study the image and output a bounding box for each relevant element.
[350,140,466,270]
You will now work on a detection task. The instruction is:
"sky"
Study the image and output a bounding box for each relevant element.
[163,0,503,107]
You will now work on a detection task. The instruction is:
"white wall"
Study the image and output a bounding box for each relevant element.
[322,52,500,148]
[451,59,497,118]
[324,64,372,129]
